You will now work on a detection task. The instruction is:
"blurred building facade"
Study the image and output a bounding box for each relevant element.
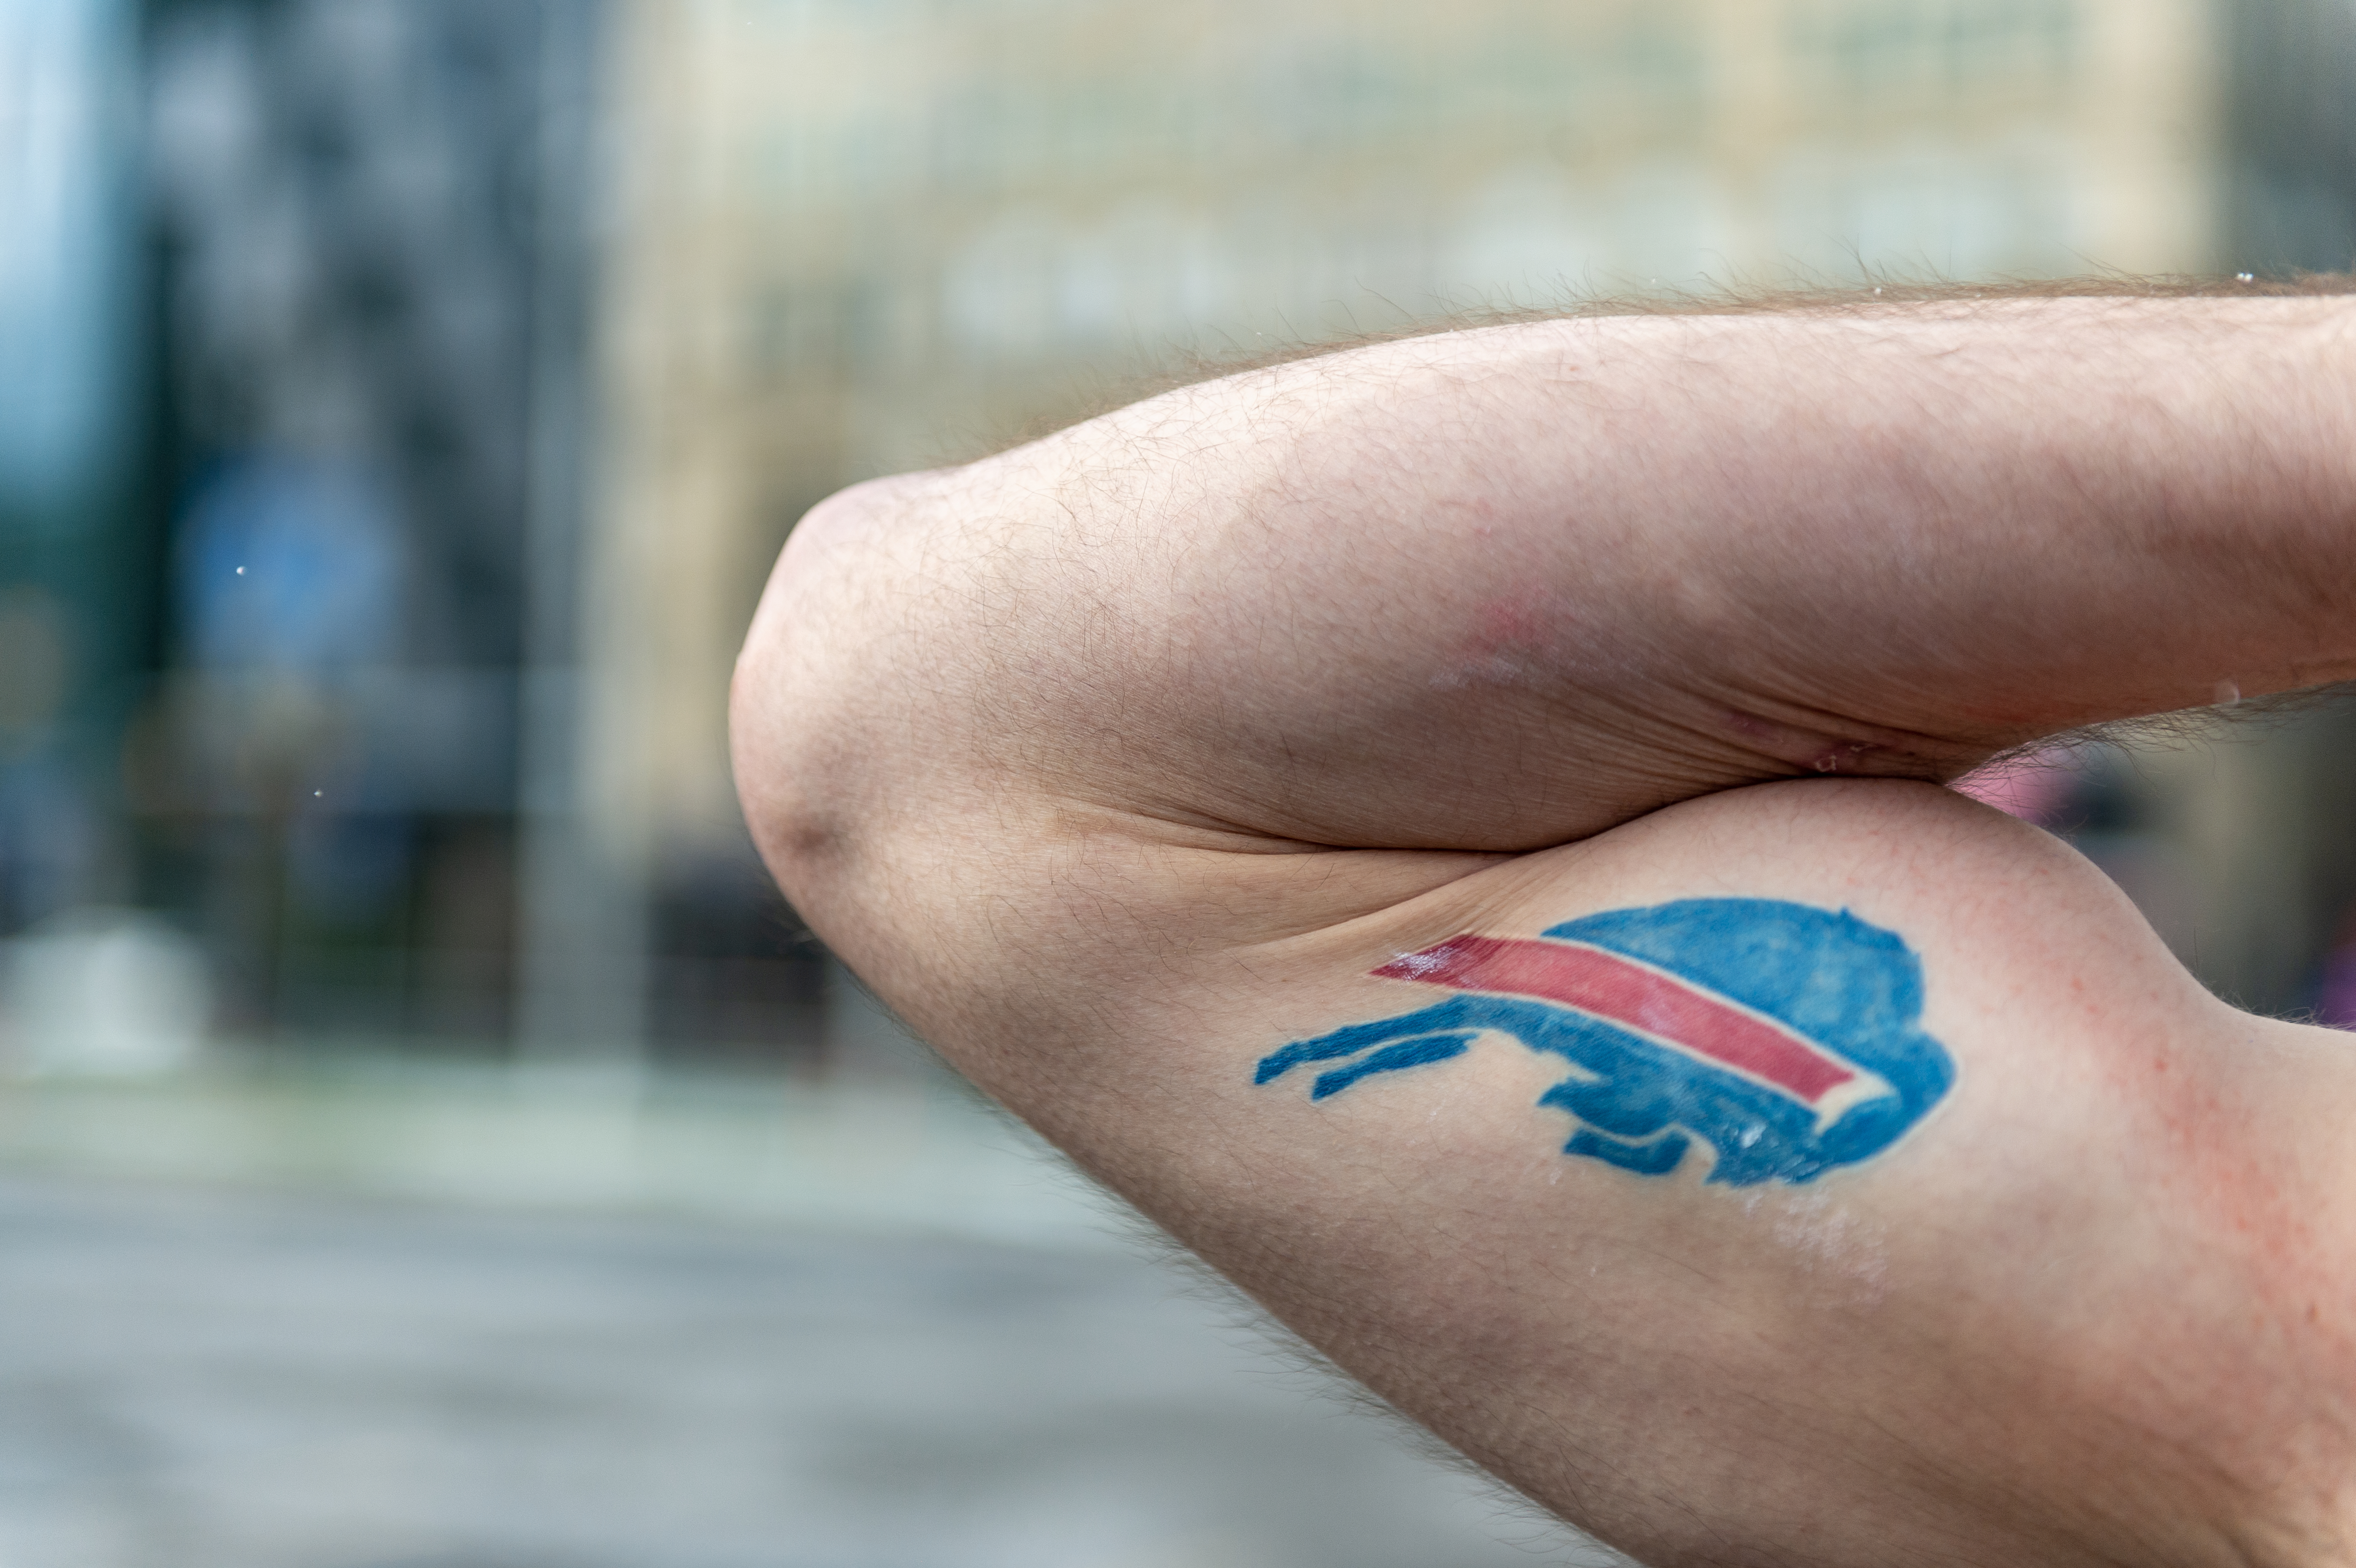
[2231,0,2356,274]
[0,0,143,944]
[598,0,2226,883]
[7,0,2356,1070]
[132,0,551,1048]
[120,0,828,1065]
[599,0,2356,1027]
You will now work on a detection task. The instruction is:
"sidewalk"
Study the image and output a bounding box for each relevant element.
[0,1168,1621,1568]
[0,1060,1626,1568]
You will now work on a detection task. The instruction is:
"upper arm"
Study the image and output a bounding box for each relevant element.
[740,609,2356,1566]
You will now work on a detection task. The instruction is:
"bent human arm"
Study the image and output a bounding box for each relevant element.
[733,293,2356,1567]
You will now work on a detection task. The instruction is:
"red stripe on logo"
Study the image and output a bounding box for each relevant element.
[1371,936,1855,1104]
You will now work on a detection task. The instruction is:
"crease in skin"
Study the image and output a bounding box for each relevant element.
[1713,705,1969,780]
[1210,835,1624,962]
[1005,790,1516,947]
[1424,625,1977,780]
[1060,794,1375,855]
[1045,682,1999,863]
[1097,839,1511,951]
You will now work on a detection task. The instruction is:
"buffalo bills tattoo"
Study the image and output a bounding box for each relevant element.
[1255,899,1955,1186]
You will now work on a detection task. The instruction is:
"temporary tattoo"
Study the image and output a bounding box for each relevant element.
[1255,899,1954,1186]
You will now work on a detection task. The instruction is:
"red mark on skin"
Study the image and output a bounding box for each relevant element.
[1723,710,1884,775]
[1476,596,1546,644]
[1374,935,1859,1105]
[1811,742,1878,774]
[1436,590,1582,688]
[1460,591,1564,661]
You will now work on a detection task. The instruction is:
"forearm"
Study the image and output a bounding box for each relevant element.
[760,294,2356,860]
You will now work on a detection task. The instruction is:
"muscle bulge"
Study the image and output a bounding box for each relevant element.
[733,294,2356,1568]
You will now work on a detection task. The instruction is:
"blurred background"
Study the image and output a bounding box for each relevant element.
[0,1,2354,1564]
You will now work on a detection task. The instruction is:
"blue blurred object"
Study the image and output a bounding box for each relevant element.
[175,455,405,671]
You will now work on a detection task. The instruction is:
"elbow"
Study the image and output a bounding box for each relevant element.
[728,475,927,936]
[727,660,846,925]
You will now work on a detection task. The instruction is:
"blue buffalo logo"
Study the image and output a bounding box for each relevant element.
[1255,898,1954,1186]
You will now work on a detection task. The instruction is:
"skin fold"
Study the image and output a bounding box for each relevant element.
[733,290,2356,1567]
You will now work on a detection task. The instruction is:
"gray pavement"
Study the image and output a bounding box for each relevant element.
[0,1173,1619,1568]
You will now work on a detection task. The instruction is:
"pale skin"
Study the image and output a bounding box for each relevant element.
[731,291,2356,1567]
